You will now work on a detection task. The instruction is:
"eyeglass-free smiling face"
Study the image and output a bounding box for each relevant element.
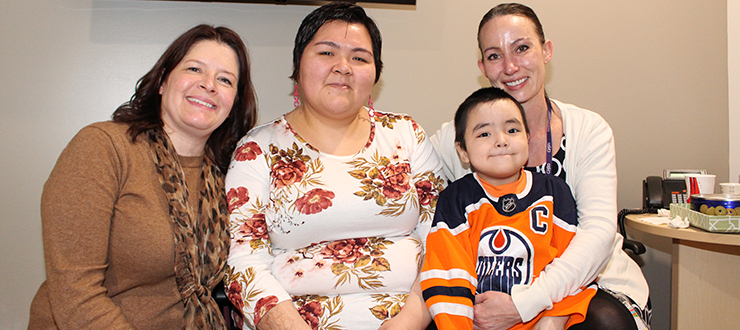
[477,14,553,109]
[456,99,530,186]
[159,40,239,151]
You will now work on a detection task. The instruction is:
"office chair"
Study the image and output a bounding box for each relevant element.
[617,208,657,255]
[212,281,236,330]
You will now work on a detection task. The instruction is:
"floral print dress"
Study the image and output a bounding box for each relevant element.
[225,108,445,330]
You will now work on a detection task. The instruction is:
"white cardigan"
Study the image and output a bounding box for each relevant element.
[429,99,649,322]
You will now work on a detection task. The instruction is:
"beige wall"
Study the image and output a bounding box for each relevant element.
[731,0,740,179]
[0,1,730,329]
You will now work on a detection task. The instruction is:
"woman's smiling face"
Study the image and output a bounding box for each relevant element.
[477,14,552,108]
[159,40,239,143]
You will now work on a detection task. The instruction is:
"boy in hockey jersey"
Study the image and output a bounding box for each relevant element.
[421,87,596,330]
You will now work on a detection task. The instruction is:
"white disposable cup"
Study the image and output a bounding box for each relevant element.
[720,182,740,195]
[685,174,716,199]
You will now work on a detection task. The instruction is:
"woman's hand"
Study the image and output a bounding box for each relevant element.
[473,291,522,330]
[531,316,568,330]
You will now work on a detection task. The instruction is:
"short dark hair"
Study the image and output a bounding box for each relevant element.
[478,3,546,53]
[113,24,257,173]
[290,1,383,83]
[454,87,529,151]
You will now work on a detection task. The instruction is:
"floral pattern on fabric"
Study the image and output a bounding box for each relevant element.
[375,113,425,145]
[293,295,345,330]
[227,186,249,213]
[266,142,333,233]
[225,266,267,330]
[234,141,263,162]
[296,189,336,215]
[348,148,441,223]
[225,108,445,329]
[229,196,270,253]
[369,293,408,323]
[300,237,394,290]
[408,236,424,273]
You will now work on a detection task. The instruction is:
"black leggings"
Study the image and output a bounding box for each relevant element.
[567,289,638,330]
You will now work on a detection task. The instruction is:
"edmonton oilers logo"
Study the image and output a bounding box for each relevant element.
[476,227,534,294]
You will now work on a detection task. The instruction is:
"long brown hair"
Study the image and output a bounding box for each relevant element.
[113,24,257,172]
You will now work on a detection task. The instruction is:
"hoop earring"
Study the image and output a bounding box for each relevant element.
[368,95,374,111]
[293,84,300,107]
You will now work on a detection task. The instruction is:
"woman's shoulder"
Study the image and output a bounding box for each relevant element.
[553,99,613,138]
[69,121,134,149]
[52,121,147,180]
[84,120,129,134]
[370,109,426,142]
[553,99,609,125]
[242,117,291,142]
[371,109,420,128]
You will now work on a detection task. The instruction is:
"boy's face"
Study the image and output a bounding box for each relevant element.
[456,100,529,186]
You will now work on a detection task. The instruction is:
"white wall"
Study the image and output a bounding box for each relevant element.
[730,0,740,181]
[1,1,729,329]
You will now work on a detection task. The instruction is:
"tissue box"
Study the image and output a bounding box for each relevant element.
[670,203,740,233]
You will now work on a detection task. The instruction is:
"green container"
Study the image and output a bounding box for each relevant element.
[670,203,740,233]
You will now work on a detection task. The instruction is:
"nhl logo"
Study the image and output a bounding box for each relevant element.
[501,195,517,213]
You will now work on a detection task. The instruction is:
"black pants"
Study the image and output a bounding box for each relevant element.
[569,289,639,330]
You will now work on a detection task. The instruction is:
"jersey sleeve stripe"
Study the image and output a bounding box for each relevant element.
[421,277,476,291]
[421,268,478,285]
[430,219,470,236]
[553,215,577,232]
[428,302,474,319]
[422,285,475,302]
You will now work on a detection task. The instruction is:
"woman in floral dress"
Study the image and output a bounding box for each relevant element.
[224,2,444,330]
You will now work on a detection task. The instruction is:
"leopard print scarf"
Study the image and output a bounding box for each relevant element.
[147,129,229,330]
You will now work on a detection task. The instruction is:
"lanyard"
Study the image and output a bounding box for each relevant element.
[545,97,553,175]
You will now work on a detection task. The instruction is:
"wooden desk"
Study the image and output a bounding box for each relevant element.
[625,214,740,330]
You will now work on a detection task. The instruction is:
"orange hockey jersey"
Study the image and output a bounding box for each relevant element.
[421,170,595,330]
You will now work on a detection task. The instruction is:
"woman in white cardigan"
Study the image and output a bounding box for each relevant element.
[430,3,650,330]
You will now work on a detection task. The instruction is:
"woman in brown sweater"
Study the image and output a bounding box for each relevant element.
[28,24,257,330]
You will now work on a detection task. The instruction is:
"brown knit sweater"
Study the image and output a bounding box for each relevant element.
[29,121,203,330]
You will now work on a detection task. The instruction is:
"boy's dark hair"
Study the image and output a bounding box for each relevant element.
[290,1,383,83]
[454,87,529,151]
